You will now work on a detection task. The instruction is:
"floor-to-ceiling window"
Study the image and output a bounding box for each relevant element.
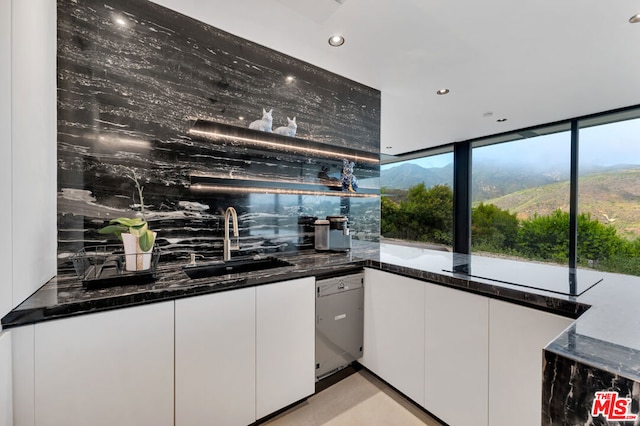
[471,124,571,264]
[380,149,454,248]
[578,111,640,276]
[381,105,640,277]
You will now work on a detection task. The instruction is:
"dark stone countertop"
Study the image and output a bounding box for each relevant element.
[0,244,376,329]
[3,241,640,386]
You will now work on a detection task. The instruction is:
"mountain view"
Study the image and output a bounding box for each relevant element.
[381,161,640,238]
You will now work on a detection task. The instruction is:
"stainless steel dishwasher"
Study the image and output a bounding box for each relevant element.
[315,271,364,380]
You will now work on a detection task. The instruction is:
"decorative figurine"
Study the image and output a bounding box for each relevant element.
[248,108,273,132]
[341,159,358,192]
[273,116,297,137]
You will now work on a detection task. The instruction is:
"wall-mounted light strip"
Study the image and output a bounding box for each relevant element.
[189,175,379,194]
[188,120,380,164]
[190,173,344,190]
[190,183,379,198]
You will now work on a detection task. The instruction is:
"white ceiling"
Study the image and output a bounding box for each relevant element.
[152,0,640,156]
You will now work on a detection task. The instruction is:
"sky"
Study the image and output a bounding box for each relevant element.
[382,116,640,171]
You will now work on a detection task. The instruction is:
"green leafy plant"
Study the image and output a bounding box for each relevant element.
[99,217,155,252]
[98,167,155,252]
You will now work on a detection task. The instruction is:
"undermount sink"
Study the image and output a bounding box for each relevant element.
[182,256,293,279]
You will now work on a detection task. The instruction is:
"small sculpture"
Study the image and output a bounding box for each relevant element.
[273,116,297,137]
[248,108,273,132]
[341,159,358,192]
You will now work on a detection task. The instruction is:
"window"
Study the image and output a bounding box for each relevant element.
[578,112,640,276]
[380,151,454,248]
[471,126,571,263]
[381,105,640,278]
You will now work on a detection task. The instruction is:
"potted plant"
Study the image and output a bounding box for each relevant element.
[98,168,157,271]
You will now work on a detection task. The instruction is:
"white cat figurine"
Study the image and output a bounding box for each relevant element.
[273,116,297,137]
[249,108,273,132]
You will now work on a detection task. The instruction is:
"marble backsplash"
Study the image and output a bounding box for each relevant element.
[56,0,381,267]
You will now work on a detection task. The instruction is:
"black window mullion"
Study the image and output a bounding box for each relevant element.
[453,141,472,255]
[569,119,579,273]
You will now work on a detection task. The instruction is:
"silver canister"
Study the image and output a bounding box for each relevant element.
[314,219,330,251]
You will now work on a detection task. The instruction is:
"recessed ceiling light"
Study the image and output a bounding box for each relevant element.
[238,116,244,121]
[328,34,345,47]
[436,89,450,95]
[496,118,507,122]
[115,17,127,26]
[285,75,295,82]
[630,13,640,23]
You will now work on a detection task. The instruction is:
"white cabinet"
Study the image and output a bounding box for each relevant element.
[424,284,489,426]
[362,268,425,405]
[488,299,572,426]
[175,288,256,426]
[256,277,315,419]
[363,268,574,426]
[0,331,12,426]
[12,325,34,426]
[34,302,174,426]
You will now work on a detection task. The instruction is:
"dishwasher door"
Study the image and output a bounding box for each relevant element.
[315,273,364,380]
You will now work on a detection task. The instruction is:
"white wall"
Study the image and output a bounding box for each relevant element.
[1,0,56,420]
[0,1,13,422]
[6,0,57,311]
[0,331,12,426]
[1,0,13,320]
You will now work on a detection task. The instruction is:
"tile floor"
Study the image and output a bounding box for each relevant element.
[262,369,443,426]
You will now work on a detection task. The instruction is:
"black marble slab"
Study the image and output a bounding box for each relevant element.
[543,350,640,425]
[56,0,381,263]
[374,243,595,317]
[2,243,378,329]
[2,242,597,329]
[541,267,640,424]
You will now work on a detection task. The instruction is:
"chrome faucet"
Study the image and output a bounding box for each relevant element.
[223,206,239,261]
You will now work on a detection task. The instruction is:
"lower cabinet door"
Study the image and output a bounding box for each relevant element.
[361,268,426,406]
[489,299,573,426]
[424,283,489,426]
[34,302,174,426]
[0,331,12,426]
[175,287,256,426]
[256,277,315,420]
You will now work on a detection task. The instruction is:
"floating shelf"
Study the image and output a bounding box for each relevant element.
[189,176,379,198]
[188,119,380,165]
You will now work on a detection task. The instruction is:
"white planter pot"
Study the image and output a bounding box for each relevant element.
[121,232,157,271]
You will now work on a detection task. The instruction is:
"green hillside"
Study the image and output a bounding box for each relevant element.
[483,169,640,239]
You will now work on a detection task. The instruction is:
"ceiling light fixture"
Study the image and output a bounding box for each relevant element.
[285,75,295,82]
[436,89,450,95]
[630,13,640,23]
[328,34,345,47]
[496,118,508,122]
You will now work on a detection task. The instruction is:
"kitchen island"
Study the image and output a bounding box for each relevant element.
[3,241,640,425]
